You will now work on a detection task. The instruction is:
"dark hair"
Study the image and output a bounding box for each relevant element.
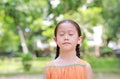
[54,20,82,59]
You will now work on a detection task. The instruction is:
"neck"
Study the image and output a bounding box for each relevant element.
[58,49,78,60]
[55,49,80,66]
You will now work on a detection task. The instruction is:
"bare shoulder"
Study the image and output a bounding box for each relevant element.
[45,61,54,67]
[85,61,92,70]
[44,61,54,79]
[79,59,93,79]
[79,59,92,68]
[84,61,93,79]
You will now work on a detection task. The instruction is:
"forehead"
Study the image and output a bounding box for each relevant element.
[57,22,77,31]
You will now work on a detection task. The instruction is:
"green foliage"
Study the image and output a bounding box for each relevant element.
[0,0,119,57]
[47,0,84,16]
[22,53,33,71]
[64,7,103,30]
[81,37,90,52]
[21,53,33,61]
[102,0,120,41]
[83,56,119,73]
[100,46,114,56]
[17,53,33,71]
[0,0,47,53]
[87,0,103,7]
[0,57,51,75]
[42,26,55,42]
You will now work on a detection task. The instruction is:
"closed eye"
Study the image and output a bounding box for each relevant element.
[59,34,64,36]
[69,34,73,36]
[58,31,65,36]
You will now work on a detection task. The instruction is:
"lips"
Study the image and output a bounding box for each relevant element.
[62,42,71,44]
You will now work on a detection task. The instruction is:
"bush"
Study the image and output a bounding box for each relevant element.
[22,53,33,71]
[100,46,114,57]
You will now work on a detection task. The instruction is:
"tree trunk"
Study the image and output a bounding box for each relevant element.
[95,45,100,57]
[17,26,29,54]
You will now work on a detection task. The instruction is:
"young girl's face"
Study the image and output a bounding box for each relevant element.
[54,22,82,51]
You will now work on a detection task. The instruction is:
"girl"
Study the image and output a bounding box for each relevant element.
[44,20,93,79]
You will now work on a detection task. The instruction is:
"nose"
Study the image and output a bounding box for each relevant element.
[64,35,68,40]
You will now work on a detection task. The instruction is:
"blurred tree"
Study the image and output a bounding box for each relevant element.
[102,0,120,45]
[46,0,85,23]
[1,0,119,57]
[0,0,47,54]
[86,0,103,8]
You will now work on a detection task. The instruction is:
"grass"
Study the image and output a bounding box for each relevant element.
[0,56,120,76]
[0,57,52,76]
[83,56,120,73]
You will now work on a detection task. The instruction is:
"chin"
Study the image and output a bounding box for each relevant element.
[62,47,73,51]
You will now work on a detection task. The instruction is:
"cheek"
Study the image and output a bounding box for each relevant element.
[56,36,63,43]
[56,39,63,47]
[71,38,79,43]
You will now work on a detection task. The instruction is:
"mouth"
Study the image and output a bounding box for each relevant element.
[62,42,71,45]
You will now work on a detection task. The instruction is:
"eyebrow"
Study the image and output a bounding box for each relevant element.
[58,31,65,33]
[69,30,74,32]
[58,30,75,34]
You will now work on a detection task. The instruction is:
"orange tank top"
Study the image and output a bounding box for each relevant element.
[45,60,87,79]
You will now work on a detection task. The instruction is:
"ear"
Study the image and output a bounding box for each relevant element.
[53,36,57,43]
[77,36,82,44]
